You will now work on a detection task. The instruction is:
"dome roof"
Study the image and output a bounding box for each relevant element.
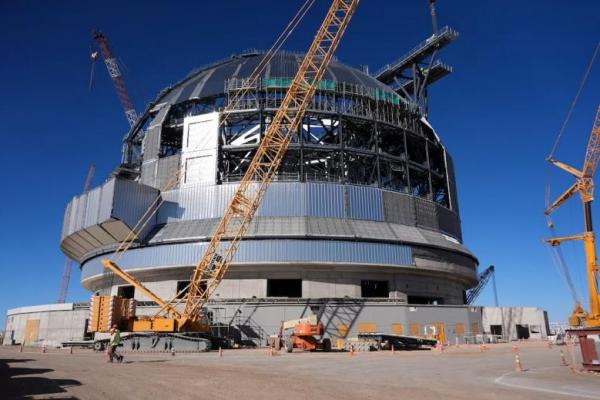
[154,51,396,107]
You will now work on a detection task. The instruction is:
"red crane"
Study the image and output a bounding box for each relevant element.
[91,31,138,127]
[57,164,96,303]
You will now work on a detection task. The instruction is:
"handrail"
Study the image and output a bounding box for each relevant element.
[373,26,457,78]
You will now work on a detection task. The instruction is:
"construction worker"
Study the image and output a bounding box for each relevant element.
[108,325,123,363]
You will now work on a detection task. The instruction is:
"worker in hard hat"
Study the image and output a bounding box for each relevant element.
[107,325,123,363]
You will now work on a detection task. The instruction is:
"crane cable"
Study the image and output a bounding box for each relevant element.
[107,0,316,266]
[547,43,600,160]
[544,43,600,305]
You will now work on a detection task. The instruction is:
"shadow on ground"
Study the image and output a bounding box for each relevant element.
[0,357,81,399]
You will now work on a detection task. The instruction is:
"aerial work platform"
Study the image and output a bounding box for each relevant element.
[373,26,458,115]
[374,26,458,84]
[393,60,452,96]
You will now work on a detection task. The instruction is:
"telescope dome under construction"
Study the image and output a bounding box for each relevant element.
[60,50,477,305]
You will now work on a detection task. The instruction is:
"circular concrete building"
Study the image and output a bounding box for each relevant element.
[60,51,477,305]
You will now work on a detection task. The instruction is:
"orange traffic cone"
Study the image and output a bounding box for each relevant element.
[514,354,523,372]
[560,350,567,366]
[512,344,518,353]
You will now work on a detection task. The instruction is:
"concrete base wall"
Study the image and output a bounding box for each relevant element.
[95,266,467,305]
[482,307,550,340]
[2,304,89,348]
[3,301,549,348]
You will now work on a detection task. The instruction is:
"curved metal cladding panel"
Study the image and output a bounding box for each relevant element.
[60,178,160,261]
[156,182,461,241]
[144,216,475,260]
[157,182,346,224]
[61,180,115,240]
[80,240,413,282]
[346,186,384,221]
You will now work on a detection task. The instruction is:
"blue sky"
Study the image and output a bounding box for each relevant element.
[0,1,599,327]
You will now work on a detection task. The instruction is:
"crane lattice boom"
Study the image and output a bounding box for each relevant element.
[582,105,600,180]
[99,0,360,331]
[92,31,138,127]
[182,0,359,325]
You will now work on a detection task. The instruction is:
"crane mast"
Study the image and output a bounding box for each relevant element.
[99,0,360,331]
[545,104,600,327]
[92,31,139,127]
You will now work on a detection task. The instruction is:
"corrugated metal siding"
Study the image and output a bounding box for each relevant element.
[61,201,73,241]
[415,197,439,231]
[348,219,395,241]
[257,182,306,216]
[140,160,157,187]
[63,178,117,238]
[159,183,223,222]
[437,206,462,242]
[151,179,465,244]
[256,182,345,218]
[81,239,414,280]
[145,216,473,260]
[305,183,345,218]
[112,179,159,229]
[346,185,384,221]
[83,186,101,227]
[142,105,171,162]
[97,179,115,222]
[158,182,346,223]
[74,194,86,233]
[420,229,469,255]
[388,225,427,244]
[306,217,353,237]
[156,154,180,190]
[61,178,159,261]
[382,191,416,226]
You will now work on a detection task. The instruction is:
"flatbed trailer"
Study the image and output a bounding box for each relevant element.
[346,333,438,351]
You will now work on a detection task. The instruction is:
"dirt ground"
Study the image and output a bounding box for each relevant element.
[1,341,599,400]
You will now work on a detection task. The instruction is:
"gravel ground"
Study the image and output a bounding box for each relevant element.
[1,341,599,400]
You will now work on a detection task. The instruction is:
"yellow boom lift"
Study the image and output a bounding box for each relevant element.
[89,0,360,344]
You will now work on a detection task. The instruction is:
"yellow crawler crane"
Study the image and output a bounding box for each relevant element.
[545,104,600,371]
[90,0,360,339]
